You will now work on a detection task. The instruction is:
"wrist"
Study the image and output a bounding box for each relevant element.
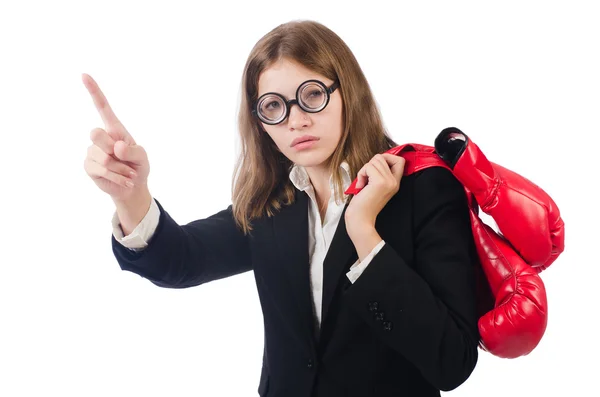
[346,219,375,238]
[112,186,152,236]
[348,228,382,262]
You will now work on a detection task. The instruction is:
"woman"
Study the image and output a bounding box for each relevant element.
[83,19,480,397]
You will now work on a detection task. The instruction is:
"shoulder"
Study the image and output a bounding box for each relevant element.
[411,166,464,201]
[406,167,470,228]
[379,166,463,211]
[401,167,473,244]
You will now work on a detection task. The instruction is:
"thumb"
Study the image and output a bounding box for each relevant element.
[114,140,146,165]
[106,127,136,147]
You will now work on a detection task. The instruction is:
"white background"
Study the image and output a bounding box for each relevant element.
[1,0,598,395]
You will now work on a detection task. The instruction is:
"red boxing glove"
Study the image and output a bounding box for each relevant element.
[468,194,548,358]
[435,127,565,272]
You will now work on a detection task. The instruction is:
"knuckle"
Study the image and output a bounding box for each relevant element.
[120,163,133,175]
[89,144,103,160]
[90,127,103,141]
[100,153,112,167]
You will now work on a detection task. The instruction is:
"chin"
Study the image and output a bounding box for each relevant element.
[288,151,333,168]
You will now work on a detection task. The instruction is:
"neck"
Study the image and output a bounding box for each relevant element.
[304,163,332,204]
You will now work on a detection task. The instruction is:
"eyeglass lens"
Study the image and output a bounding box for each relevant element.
[257,81,329,124]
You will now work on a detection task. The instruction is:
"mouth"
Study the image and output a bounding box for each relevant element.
[291,135,320,147]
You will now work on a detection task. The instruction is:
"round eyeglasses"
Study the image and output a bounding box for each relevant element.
[252,79,340,125]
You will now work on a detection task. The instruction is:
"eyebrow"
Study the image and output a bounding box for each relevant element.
[258,79,331,98]
[257,85,295,98]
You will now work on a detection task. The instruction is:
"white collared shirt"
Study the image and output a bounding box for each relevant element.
[287,161,385,326]
[112,161,386,327]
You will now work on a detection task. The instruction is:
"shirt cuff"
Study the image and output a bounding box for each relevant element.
[111,197,160,251]
[346,239,386,284]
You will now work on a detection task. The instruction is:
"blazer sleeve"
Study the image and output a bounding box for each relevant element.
[344,167,480,391]
[111,198,253,289]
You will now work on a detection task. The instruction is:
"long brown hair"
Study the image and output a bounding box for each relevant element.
[232,20,397,235]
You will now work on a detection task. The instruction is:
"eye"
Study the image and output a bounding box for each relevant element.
[265,101,281,110]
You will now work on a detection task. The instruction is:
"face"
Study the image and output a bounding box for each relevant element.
[257,58,343,172]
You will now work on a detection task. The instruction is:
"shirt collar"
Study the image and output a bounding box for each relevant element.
[289,161,352,193]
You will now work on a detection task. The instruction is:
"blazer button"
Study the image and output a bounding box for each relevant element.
[368,301,379,312]
[383,321,393,331]
[307,359,314,369]
[375,312,385,321]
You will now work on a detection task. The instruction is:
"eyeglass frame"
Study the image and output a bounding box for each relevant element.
[252,79,340,125]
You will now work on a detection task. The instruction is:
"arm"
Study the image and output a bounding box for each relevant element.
[344,167,479,391]
[112,199,253,289]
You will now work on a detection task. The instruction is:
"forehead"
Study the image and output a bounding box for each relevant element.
[258,58,331,97]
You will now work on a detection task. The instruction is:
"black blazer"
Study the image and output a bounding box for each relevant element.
[112,167,480,397]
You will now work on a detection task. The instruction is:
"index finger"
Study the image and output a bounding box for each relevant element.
[381,153,406,173]
[382,152,405,165]
[82,73,123,129]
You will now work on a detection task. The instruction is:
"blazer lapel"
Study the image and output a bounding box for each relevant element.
[320,199,357,326]
[270,189,358,350]
[271,189,317,353]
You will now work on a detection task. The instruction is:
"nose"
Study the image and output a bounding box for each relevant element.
[287,103,311,130]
